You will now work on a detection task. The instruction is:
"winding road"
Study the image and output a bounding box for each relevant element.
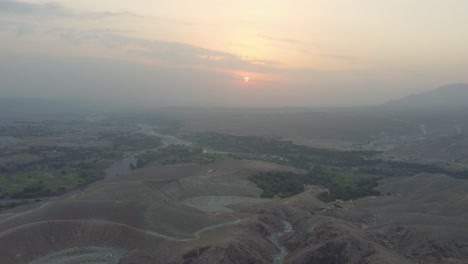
[0,217,243,242]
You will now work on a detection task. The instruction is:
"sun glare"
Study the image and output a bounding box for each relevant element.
[244,76,249,82]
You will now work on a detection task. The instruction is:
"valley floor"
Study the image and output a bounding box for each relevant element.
[0,159,467,264]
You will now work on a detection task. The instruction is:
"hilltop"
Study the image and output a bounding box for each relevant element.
[383,83,468,110]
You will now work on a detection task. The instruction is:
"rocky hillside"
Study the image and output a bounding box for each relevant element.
[0,160,467,264]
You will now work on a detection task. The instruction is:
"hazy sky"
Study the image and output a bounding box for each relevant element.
[1,0,468,107]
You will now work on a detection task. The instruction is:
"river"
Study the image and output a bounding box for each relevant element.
[270,221,293,264]
[105,126,193,179]
[0,130,192,206]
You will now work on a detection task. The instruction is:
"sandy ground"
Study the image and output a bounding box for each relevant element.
[0,159,299,263]
[1,159,467,264]
[28,247,126,264]
[182,196,270,212]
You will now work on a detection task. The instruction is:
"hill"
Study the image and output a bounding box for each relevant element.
[383,83,468,111]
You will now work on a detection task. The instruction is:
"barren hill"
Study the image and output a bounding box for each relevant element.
[0,159,467,264]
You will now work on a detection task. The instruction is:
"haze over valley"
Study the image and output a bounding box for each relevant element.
[0,84,468,263]
[2,1,468,107]
[1,0,468,263]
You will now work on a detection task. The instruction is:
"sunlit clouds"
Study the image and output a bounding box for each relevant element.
[1,0,468,107]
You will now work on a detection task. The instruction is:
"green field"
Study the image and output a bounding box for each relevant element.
[0,170,85,198]
[111,134,162,151]
[0,131,164,200]
[0,146,116,199]
[189,132,468,202]
[134,145,224,168]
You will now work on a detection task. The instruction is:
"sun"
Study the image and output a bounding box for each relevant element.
[244,76,250,82]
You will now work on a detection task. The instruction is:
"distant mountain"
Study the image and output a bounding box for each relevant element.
[383,83,468,110]
[0,97,90,121]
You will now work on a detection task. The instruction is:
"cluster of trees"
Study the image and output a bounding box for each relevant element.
[317,179,380,202]
[0,165,10,174]
[107,112,180,128]
[0,133,163,201]
[358,161,468,179]
[9,182,55,199]
[132,145,215,169]
[4,170,102,200]
[249,172,308,198]
[0,124,54,137]
[23,146,116,172]
[249,169,381,201]
[0,146,116,199]
[111,134,162,151]
[190,132,468,202]
[0,200,35,211]
[187,132,380,169]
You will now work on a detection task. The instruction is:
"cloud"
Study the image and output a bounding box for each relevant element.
[91,33,281,71]
[257,34,301,44]
[0,0,66,15]
[0,20,37,35]
[321,53,358,62]
[0,0,196,26]
[0,0,144,19]
[0,21,280,72]
[0,55,241,107]
[153,16,195,26]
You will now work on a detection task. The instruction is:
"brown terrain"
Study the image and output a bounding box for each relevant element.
[0,158,467,264]
[1,87,468,263]
[161,108,421,149]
